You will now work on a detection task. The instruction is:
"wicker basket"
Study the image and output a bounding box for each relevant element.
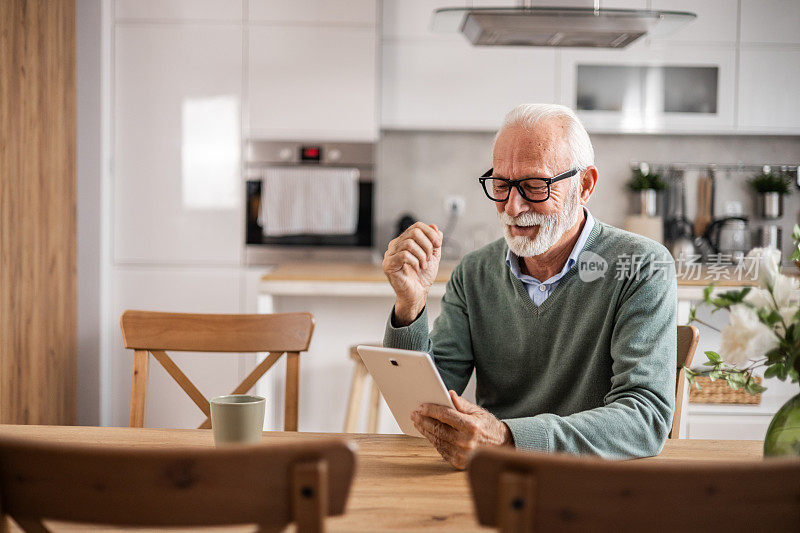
[689,376,762,405]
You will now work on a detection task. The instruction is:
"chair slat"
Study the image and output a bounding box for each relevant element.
[150,350,210,418]
[469,447,800,531]
[120,310,314,352]
[672,325,699,439]
[0,435,355,529]
[197,351,284,429]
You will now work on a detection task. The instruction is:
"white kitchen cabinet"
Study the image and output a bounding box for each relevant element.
[381,40,556,130]
[114,0,241,21]
[738,47,800,133]
[560,44,736,133]
[247,25,378,141]
[741,0,800,44]
[650,0,738,44]
[686,414,772,440]
[382,0,467,40]
[249,0,376,25]
[109,267,244,429]
[114,25,243,265]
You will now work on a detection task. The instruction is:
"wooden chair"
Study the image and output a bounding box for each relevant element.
[344,343,383,433]
[468,446,800,533]
[672,325,699,439]
[0,434,355,532]
[120,310,314,431]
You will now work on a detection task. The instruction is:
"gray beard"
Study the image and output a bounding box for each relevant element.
[498,177,582,257]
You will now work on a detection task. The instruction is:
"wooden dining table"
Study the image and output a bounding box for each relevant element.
[0,425,764,532]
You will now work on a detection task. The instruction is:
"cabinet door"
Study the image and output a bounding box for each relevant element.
[114,25,243,264]
[738,47,800,133]
[382,40,556,130]
[560,44,736,133]
[382,0,467,40]
[741,0,800,45]
[115,0,241,21]
[650,0,738,44]
[248,26,378,141]
[249,0,376,25]
[686,414,772,440]
[110,267,243,429]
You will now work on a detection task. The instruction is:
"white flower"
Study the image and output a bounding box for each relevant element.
[778,306,799,335]
[771,273,800,309]
[719,305,780,368]
[746,247,781,289]
[743,287,773,311]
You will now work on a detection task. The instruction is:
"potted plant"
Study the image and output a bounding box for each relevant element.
[627,168,667,217]
[748,169,792,219]
[685,247,800,456]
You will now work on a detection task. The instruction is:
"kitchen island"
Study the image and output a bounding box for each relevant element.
[258,262,800,439]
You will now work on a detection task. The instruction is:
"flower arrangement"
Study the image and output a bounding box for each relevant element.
[627,168,667,192]
[685,247,800,395]
[748,170,792,195]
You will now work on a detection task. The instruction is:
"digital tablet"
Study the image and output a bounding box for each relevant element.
[356,345,455,438]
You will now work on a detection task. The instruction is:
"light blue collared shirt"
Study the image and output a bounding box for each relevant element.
[505,207,596,306]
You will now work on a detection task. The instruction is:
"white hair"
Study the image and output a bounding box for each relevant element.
[493,103,595,170]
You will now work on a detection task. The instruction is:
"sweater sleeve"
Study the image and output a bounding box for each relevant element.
[503,249,677,458]
[383,263,474,394]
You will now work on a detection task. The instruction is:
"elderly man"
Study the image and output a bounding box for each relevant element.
[382,103,676,469]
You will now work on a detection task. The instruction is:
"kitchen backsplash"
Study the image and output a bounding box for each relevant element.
[376,132,800,263]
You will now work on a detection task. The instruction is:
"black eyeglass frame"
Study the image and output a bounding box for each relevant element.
[478,167,580,203]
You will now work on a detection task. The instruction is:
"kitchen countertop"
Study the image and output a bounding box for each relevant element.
[260,262,799,299]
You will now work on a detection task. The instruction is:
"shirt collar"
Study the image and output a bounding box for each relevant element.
[505,207,596,284]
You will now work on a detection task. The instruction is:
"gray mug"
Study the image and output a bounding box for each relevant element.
[210,394,266,446]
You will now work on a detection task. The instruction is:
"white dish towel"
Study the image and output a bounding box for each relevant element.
[258,166,360,236]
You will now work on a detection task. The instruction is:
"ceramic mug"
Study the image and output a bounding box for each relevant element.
[210,394,266,446]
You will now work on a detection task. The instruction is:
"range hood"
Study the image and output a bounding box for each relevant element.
[432,2,696,48]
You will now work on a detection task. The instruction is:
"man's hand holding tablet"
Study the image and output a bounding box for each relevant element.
[358,346,513,470]
[412,390,514,470]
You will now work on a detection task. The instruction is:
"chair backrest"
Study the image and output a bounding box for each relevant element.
[672,325,699,439]
[120,310,315,431]
[468,446,800,533]
[0,435,355,532]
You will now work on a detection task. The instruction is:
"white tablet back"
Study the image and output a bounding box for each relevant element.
[356,346,454,437]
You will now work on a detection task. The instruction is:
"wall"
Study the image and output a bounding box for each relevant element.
[0,0,77,424]
[376,131,800,263]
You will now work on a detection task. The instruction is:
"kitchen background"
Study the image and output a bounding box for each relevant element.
[74,1,800,439]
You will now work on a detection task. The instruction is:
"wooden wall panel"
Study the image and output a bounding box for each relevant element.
[0,0,77,424]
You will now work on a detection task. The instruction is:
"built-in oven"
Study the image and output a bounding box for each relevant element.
[245,140,374,264]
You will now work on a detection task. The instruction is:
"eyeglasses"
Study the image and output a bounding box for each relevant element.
[478,167,580,203]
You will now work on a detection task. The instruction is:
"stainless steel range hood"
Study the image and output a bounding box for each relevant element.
[432,3,696,48]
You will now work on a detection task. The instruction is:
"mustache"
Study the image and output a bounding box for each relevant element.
[497,211,559,227]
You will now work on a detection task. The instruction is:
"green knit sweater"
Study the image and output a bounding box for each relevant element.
[384,221,677,458]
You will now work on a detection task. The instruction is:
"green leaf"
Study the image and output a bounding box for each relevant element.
[709,369,725,381]
[687,306,697,325]
[703,284,715,304]
[777,364,789,381]
[789,368,799,383]
[705,351,722,364]
[764,365,779,379]
[745,380,768,395]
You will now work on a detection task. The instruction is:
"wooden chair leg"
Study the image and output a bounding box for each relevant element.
[367,379,381,433]
[285,352,300,431]
[292,460,328,533]
[497,470,536,533]
[344,361,368,433]
[129,349,149,428]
